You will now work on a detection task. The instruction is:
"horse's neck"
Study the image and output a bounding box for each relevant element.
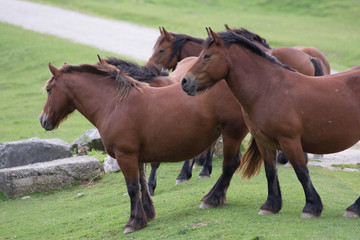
[226,47,287,113]
[180,41,203,60]
[65,73,117,128]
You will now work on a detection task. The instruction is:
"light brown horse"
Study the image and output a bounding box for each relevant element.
[181,29,360,219]
[40,56,248,233]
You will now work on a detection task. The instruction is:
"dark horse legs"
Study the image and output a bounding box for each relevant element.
[200,137,242,208]
[176,142,216,183]
[148,143,216,195]
[281,140,323,217]
[118,154,155,234]
[148,162,160,196]
[344,197,360,217]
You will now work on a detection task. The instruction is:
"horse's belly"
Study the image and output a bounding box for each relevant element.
[139,131,220,163]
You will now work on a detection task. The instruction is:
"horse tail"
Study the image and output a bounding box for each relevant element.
[311,58,324,76]
[239,136,263,179]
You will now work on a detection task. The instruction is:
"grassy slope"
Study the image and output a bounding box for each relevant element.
[0,22,130,143]
[1,159,359,239]
[28,0,360,70]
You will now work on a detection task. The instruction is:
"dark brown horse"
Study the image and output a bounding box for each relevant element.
[40,56,248,233]
[181,29,360,218]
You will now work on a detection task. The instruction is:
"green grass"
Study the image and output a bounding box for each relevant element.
[331,163,360,169]
[0,22,135,144]
[28,0,360,70]
[0,159,359,239]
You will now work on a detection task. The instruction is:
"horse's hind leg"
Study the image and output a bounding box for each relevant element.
[258,148,282,215]
[148,162,160,196]
[280,139,323,217]
[200,138,241,208]
[139,163,156,221]
[176,159,195,184]
[199,143,215,178]
[344,196,360,217]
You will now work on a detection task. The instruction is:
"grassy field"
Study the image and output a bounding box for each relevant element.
[0,22,129,143]
[28,0,360,71]
[1,159,359,239]
[1,2,359,239]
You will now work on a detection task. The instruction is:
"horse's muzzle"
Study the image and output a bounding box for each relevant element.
[181,76,198,96]
[39,113,54,131]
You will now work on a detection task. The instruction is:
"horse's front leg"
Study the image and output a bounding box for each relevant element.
[251,141,282,215]
[280,138,323,217]
[200,136,241,208]
[116,153,147,234]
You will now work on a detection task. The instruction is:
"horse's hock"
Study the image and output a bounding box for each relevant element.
[0,156,102,197]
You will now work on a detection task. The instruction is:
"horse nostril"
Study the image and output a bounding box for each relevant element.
[181,77,188,86]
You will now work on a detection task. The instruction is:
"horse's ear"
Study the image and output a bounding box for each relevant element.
[224,24,232,31]
[209,28,222,45]
[162,27,173,40]
[159,26,164,35]
[49,63,60,77]
[97,54,108,65]
[206,27,211,38]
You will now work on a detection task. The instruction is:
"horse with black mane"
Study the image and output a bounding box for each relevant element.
[181,28,360,218]
[39,55,249,233]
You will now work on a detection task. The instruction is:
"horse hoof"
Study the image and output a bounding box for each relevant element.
[198,175,210,179]
[258,209,275,215]
[301,212,318,218]
[123,227,135,234]
[175,179,188,185]
[200,202,215,209]
[343,210,360,218]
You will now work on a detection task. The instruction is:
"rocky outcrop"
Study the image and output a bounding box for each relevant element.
[0,137,71,169]
[71,129,104,152]
[103,155,120,173]
[0,156,103,197]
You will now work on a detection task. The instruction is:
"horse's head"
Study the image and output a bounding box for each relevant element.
[147,27,177,70]
[181,28,229,96]
[39,63,75,131]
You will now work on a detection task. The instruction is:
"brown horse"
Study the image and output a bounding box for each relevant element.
[181,29,360,218]
[148,26,330,77]
[224,25,331,76]
[40,56,248,233]
[105,56,215,195]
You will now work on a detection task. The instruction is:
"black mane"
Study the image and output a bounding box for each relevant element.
[105,57,166,83]
[59,61,148,101]
[229,27,272,49]
[169,33,204,64]
[207,31,295,71]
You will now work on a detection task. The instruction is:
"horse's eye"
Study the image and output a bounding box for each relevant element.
[46,88,51,94]
[159,49,166,54]
[203,53,211,60]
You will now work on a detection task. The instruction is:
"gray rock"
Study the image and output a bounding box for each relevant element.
[0,137,71,169]
[71,129,104,152]
[214,137,223,157]
[0,156,103,197]
[104,155,120,173]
